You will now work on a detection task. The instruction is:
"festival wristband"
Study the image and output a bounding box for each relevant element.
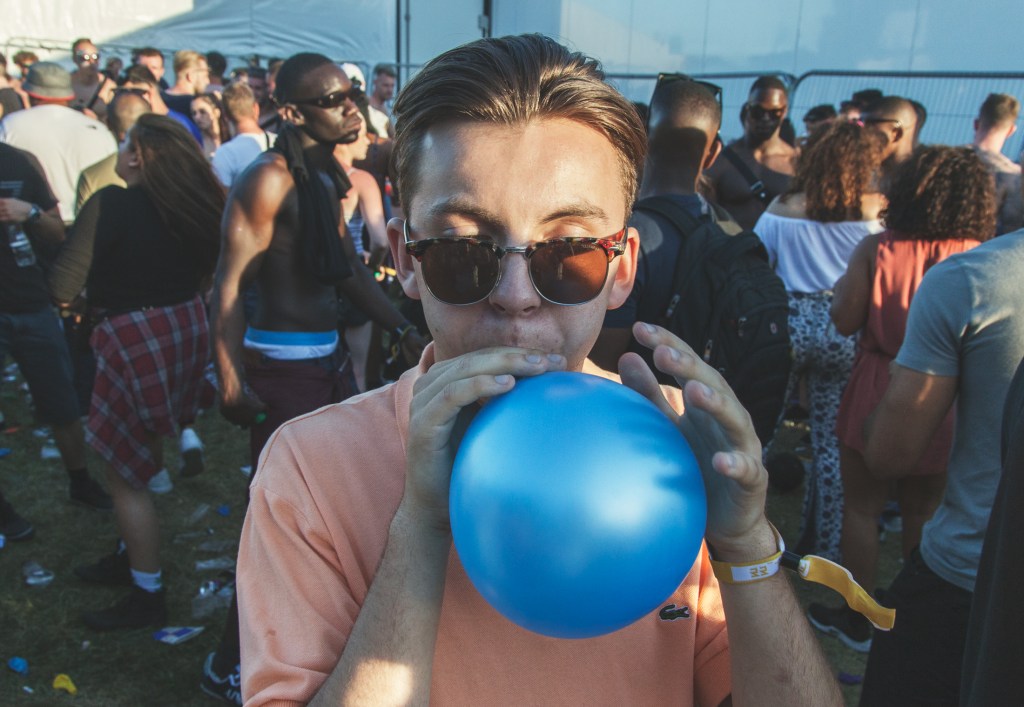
[709,522,896,631]
[709,522,784,584]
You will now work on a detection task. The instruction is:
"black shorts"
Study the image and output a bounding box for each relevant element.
[0,308,81,426]
[860,547,972,706]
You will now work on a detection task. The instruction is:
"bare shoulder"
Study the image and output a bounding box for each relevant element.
[766,192,806,218]
[860,193,887,222]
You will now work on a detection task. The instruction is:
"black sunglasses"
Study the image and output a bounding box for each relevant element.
[290,86,362,109]
[746,103,786,121]
[654,73,723,109]
[403,220,628,306]
[114,87,148,98]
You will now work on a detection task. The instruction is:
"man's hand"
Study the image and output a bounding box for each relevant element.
[619,322,770,559]
[0,197,33,224]
[399,348,566,532]
[219,384,269,428]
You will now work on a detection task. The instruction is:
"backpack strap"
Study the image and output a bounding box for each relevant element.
[633,196,716,326]
[721,146,770,205]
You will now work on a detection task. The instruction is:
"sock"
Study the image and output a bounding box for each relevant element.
[131,568,163,593]
[67,467,89,484]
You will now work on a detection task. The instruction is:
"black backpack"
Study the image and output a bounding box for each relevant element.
[632,195,792,445]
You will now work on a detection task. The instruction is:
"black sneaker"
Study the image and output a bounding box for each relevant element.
[70,476,113,511]
[807,602,872,653]
[82,586,167,631]
[75,545,132,586]
[200,652,243,705]
[0,498,35,541]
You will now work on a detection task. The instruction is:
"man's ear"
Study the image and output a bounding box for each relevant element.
[703,134,723,171]
[280,103,304,126]
[387,217,422,300]
[606,226,638,310]
[1008,123,1018,139]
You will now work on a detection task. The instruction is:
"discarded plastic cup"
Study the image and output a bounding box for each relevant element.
[187,503,212,525]
[195,556,235,571]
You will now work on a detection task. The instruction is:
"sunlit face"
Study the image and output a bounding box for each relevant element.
[138,54,164,81]
[191,97,217,131]
[115,133,141,185]
[373,73,396,102]
[743,88,788,141]
[191,60,211,93]
[73,42,100,71]
[389,118,638,372]
[289,64,362,146]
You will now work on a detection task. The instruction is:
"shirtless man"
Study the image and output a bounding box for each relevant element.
[706,76,797,230]
[70,38,109,120]
[202,54,423,701]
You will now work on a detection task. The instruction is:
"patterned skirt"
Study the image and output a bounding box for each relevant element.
[87,296,213,488]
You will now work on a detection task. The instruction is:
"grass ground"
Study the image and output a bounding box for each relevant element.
[0,370,902,706]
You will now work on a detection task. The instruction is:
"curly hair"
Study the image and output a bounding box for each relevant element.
[783,121,886,222]
[882,146,996,242]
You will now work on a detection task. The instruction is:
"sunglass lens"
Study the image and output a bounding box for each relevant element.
[529,240,608,305]
[421,240,501,305]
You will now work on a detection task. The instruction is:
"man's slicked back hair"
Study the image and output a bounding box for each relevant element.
[392,34,646,214]
[274,52,334,105]
[978,93,1021,130]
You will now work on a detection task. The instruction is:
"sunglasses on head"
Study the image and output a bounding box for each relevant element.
[290,86,362,109]
[863,117,902,130]
[114,87,148,98]
[746,103,786,121]
[654,73,723,110]
[403,220,628,306]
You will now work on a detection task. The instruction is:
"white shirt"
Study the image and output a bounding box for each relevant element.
[754,211,884,293]
[211,131,277,188]
[0,104,117,222]
[367,104,390,138]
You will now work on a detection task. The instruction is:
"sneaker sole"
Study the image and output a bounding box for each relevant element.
[180,448,205,478]
[807,612,873,653]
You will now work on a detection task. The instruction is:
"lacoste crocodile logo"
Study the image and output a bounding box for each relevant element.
[659,604,691,621]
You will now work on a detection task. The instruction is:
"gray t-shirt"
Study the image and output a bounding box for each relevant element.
[896,229,1024,592]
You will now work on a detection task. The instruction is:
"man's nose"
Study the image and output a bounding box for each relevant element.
[488,252,542,315]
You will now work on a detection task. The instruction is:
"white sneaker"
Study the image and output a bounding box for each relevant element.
[148,469,173,494]
[179,427,205,478]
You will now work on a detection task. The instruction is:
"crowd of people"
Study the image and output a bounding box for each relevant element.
[0,33,1022,706]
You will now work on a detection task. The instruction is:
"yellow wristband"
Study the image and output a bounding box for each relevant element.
[709,522,785,584]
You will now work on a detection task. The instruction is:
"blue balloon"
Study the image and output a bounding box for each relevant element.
[451,371,707,639]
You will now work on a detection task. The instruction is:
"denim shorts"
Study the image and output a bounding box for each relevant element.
[0,307,81,426]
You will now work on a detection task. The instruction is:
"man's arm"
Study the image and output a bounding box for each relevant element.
[0,197,64,250]
[209,161,283,426]
[334,219,412,333]
[622,323,842,707]
[351,169,390,270]
[863,364,957,479]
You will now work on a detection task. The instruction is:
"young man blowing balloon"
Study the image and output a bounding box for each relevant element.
[236,35,841,706]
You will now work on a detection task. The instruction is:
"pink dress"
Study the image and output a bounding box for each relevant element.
[835,231,980,475]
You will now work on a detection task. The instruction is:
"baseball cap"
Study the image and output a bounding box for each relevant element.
[23,61,74,100]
